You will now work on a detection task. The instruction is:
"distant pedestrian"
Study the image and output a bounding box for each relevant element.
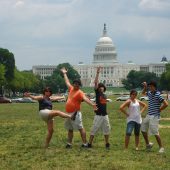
[120,89,147,150]
[141,81,168,153]
[87,67,111,149]
[60,67,97,148]
[24,87,73,148]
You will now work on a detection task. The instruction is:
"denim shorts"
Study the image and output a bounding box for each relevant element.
[126,121,141,136]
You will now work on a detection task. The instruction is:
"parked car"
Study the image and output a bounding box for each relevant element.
[116,95,129,101]
[0,96,12,103]
[139,96,149,101]
[90,98,112,102]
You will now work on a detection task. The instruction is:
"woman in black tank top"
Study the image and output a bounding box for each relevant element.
[24,87,73,148]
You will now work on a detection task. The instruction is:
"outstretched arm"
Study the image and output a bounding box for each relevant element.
[60,67,71,88]
[50,95,65,102]
[83,95,98,111]
[94,67,101,89]
[141,82,147,96]
[24,92,43,101]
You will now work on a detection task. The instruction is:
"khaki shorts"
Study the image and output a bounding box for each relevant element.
[141,115,160,135]
[39,109,54,122]
[64,111,83,130]
[90,115,111,135]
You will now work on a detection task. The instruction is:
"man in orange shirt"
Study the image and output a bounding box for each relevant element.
[61,67,97,148]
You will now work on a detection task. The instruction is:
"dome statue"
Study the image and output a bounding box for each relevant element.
[93,24,118,64]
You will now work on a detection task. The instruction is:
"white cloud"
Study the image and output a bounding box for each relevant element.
[139,0,170,11]
[0,0,169,70]
[14,0,24,8]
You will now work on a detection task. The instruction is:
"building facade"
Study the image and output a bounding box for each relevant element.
[32,65,57,79]
[32,24,168,87]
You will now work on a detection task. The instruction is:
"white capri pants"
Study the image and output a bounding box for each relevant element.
[90,115,111,135]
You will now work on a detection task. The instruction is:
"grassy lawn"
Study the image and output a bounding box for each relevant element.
[0,99,170,170]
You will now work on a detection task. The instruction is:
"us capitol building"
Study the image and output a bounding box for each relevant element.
[32,24,168,87]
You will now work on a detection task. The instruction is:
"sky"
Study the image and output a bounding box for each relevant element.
[0,0,170,70]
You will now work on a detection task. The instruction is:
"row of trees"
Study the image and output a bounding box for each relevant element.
[0,48,80,96]
[1,47,170,96]
[122,63,170,91]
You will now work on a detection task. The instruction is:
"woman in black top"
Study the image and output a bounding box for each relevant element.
[24,87,72,148]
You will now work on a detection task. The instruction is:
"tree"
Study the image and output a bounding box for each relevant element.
[160,63,170,90]
[0,48,15,82]
[122,70,159,90]
[0,64,6,95]
[9,69,41,96]
[44,63,80,93]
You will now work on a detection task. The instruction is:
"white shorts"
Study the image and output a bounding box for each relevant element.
[64,111,83,130]
[90,115,111,135]
[39,109,53,122]
[141,115,160,135]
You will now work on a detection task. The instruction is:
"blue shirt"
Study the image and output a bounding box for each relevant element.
[147,90,164,116]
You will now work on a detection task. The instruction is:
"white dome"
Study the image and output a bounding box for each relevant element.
[93,24,118,64]
[97,36,113,45]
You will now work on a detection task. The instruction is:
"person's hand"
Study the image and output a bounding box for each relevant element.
[60,67,67,74]
[142,82,147,88]
[92,103,98,111]
[97,66,102,73]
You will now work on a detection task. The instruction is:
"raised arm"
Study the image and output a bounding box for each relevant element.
[141,82,147,96]
[120,99,131,117]
[24,92,43,101]
[94,67,101,89]
[60,67,71,88]
[82,95,98,111]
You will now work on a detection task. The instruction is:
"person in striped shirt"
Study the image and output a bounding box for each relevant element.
[141,80,168,153]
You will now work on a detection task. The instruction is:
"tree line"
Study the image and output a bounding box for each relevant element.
[122,64,170,91]
[0,47,170,96]
[0,48,80,97]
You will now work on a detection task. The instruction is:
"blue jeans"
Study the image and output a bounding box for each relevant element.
[126,121,141,136]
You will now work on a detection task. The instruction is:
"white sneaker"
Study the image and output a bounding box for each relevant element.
[159,147,165,153]
[146,142,154,150]
[135,147,139,151]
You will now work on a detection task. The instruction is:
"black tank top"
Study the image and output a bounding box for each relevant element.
[39,98,52,111]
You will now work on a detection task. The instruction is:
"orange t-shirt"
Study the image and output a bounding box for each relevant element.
[66,85,84,113]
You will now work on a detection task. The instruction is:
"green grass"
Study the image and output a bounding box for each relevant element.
[0,101,170,170]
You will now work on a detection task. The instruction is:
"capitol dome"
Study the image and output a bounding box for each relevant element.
[93,24,118,64]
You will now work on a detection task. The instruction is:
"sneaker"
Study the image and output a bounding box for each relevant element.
[87,143,92,148]
[146,142,154,151]
[81,143,88,148]
[105,143,110,149]
[66,143,72,149]
[159,147,165,153]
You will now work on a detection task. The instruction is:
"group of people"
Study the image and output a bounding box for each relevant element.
[24,67,168,153]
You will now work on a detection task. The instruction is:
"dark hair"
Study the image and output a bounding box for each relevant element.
[73,79,82,86]
[97,83,106,92]
[130,89,137,95]
[148,80,157,88]
[43,87,52,96]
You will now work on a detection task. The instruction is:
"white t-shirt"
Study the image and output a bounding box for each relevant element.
[127,99,142,124]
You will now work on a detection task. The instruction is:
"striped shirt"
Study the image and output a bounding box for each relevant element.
[147,91,164,116]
